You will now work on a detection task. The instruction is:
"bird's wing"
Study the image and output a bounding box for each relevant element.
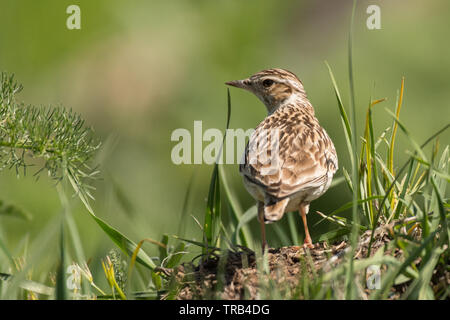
[240,108,338,200]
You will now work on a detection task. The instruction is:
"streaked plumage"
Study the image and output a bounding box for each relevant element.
[226,68,338,249]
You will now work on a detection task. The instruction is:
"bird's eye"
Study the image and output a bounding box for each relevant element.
[262,79,274,87]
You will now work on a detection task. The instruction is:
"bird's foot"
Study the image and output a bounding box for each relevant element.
[303,240,314,249]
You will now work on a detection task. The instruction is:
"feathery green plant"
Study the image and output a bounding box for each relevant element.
[0,72,159,299]
[0,72,100,201]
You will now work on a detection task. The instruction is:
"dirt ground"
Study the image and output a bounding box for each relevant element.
[173,226,449,300]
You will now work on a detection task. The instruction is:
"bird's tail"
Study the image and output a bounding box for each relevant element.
[263,198,289,224]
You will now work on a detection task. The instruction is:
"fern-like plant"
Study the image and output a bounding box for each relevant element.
[0,72,100,200]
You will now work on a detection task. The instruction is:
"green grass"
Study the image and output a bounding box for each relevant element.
[0,2,449,300]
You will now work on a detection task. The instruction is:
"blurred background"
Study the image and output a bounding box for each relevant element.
[0,0,449,282]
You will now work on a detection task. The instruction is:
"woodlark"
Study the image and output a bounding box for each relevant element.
[226,68,338,249]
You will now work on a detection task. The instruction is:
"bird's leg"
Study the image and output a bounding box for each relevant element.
[257,202,267,252]
[299,203,314,249]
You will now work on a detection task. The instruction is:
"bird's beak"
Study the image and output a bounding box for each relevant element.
[225,79,250,90]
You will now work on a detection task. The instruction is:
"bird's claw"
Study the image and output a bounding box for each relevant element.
[303,241,314,249]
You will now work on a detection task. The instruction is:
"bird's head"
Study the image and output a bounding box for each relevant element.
[226,68,307,114]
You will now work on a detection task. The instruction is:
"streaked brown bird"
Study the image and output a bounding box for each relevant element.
[226,68,338,249]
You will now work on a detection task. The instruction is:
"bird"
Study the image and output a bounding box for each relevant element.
[226,68,338,250]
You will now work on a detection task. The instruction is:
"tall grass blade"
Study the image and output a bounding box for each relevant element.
[219,165,252,247]
[373,230,438,299]
[204,162,221,254]
[405,242,444,299]
[314,196,382,228]
[3,215,60,299]
[176,171,197,239]
[362,96,385,225]
[345,0,359,300]
[92,215,156,270]
[55,222,67,300]
[128,238,168,295]
[203,89,232,254]
[165,242,186,268]
[430,176,449,247]
[388,77,405,176]
[325,62,354,166]
[0,273,55,296]
[56,183,86,264]
[385,108,427,161]
[232,205,257,245]
[272,224,292,247]
[287,213,299,245]
[66,166,156,270]
[392,158,415,220]
[172,235,219,251]
[367,124,449,256]
[386,78,405,215]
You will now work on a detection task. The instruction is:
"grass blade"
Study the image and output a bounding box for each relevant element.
[287,213,299,245]
[385,108,427,161]
[388,77,405,176]
[204,165,221,253]
[367,124,449,256]
[55,222,67,300]
[362,96,386,225]
[173,235,219,251]
[232,204,257,245]
[325,62,354,167]
[203,89,232,253]
[219,164,253,248]
[345,0,359,300]
[373,230,438,299]
[92,214,156,270]
[66,167,156,271]
[405,243,444,299]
